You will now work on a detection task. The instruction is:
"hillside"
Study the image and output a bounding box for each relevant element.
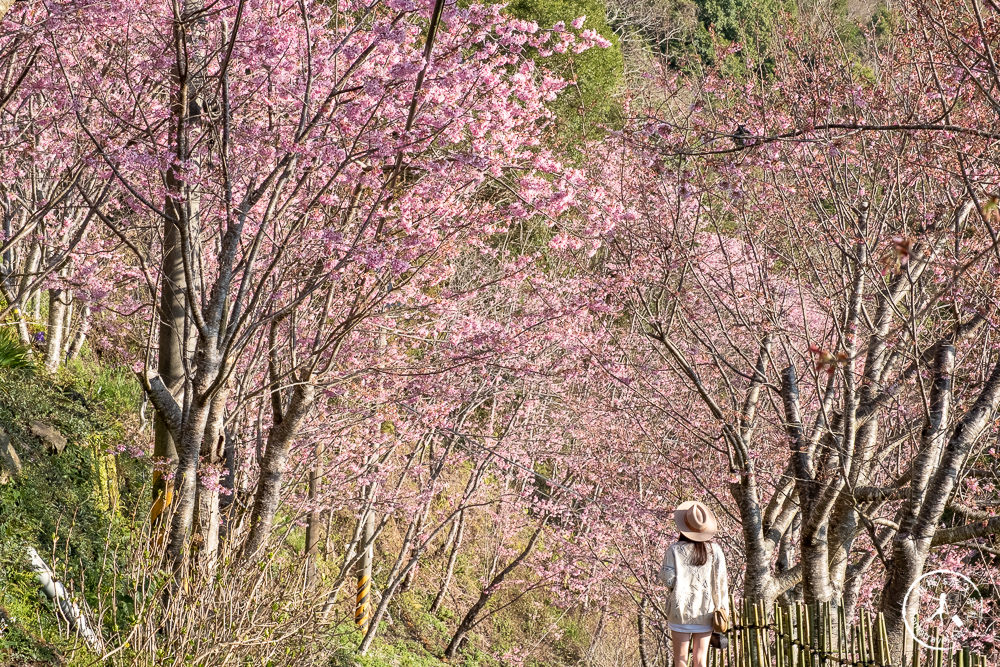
[0,360,636,666]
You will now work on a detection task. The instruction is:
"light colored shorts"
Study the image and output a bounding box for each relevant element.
[669,623,712,634]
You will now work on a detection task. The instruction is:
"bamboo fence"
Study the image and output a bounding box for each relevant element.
[704,598,991,667]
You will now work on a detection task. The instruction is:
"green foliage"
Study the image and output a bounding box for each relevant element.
[504,0,624,146]
[558,614,586,644]
[397,590,451,640]
[356,640,452,667]
[689,0,786,65]
[0,576,61,664]
[63,358,143,416]
[284,522,307,553]
[822,0,897,53]
[0,328,34,371]
[0,364,145,665]
[631,0,787,71]
[869,4,896,37]
[656,0,895,75]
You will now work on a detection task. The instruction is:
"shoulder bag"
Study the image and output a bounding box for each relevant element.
[710,544,730,634]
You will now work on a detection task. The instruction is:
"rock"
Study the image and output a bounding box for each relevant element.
[0,427,21,484]
[29,420,67,454]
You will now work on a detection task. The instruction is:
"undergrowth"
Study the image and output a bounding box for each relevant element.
[0,358,610,666]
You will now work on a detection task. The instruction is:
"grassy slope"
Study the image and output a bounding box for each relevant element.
[0,361,144,666]
[0,362,605,667]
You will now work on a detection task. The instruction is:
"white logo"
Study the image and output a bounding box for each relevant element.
[903,569,982,651]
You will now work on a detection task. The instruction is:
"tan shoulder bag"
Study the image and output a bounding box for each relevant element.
[711,544,730,633]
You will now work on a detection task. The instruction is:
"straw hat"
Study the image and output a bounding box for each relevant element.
[674,500,718,542]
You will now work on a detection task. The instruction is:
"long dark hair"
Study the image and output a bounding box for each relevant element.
[679,533,710,566]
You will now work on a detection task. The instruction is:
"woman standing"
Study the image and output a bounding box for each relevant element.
[657,500,729,667]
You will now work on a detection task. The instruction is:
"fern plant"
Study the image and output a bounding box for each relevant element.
[0,327,34,371]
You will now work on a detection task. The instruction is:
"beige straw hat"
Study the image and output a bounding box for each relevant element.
[673,500,718,542]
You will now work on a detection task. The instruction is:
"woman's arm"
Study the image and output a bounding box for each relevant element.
[716,544,730,610]
[657,545,676,589]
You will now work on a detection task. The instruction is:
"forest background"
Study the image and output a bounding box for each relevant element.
[0,0,999,663]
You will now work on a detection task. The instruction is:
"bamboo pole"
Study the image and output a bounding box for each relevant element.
[754,602,771,665]
[726,604,734,667]
[805,601,812,667]
[822,601,831,667]
[799,603,806,667]
[851,612,864,665]
[792,604,801,667]
[837,601,847,667]
[877,612,890,666]
[861,607,867,666]
[786,604,796,667]
[730,593,738,667]
[776,603,786,667]
[743,599,751,667]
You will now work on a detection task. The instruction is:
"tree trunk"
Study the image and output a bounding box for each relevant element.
[359,512,421,654]
[881,344,955,656]
[438,509,460,556]
[725,340,780,602]
[192,389,227,571]
[881,537,927,661]
[27,547,105,654]
[60,291,73,358]
[637,597,651,667]
[354,508,375,634]
[799,530,835,603]
[20,242,40,330]
[586,607,607,667]
[305,441,325,586]
[43,287,67,372]
[780,363,838,603]
[164,363,216,568]
[430,508,465,614]
[730,475,776,601]
[444,520,546,660]
[219,427,237,539]
[151,147,188,530]
[65,304,89,363]
[321,501,371,615]
[152,0,208,536]
[843,547,880,622]
[776,513,800,603]
[0,212,33,350]
[241,383,316,558]
[194,482,220,568]
[1,283,34,349]
[400,499,431,592]
[882,345,1000,655]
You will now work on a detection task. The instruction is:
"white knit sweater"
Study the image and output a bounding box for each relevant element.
[657,541,730,628]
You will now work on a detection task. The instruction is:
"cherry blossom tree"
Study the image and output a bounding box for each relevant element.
[566,11,1000,655]
[14,0,610,577]
[0,5,112,370]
